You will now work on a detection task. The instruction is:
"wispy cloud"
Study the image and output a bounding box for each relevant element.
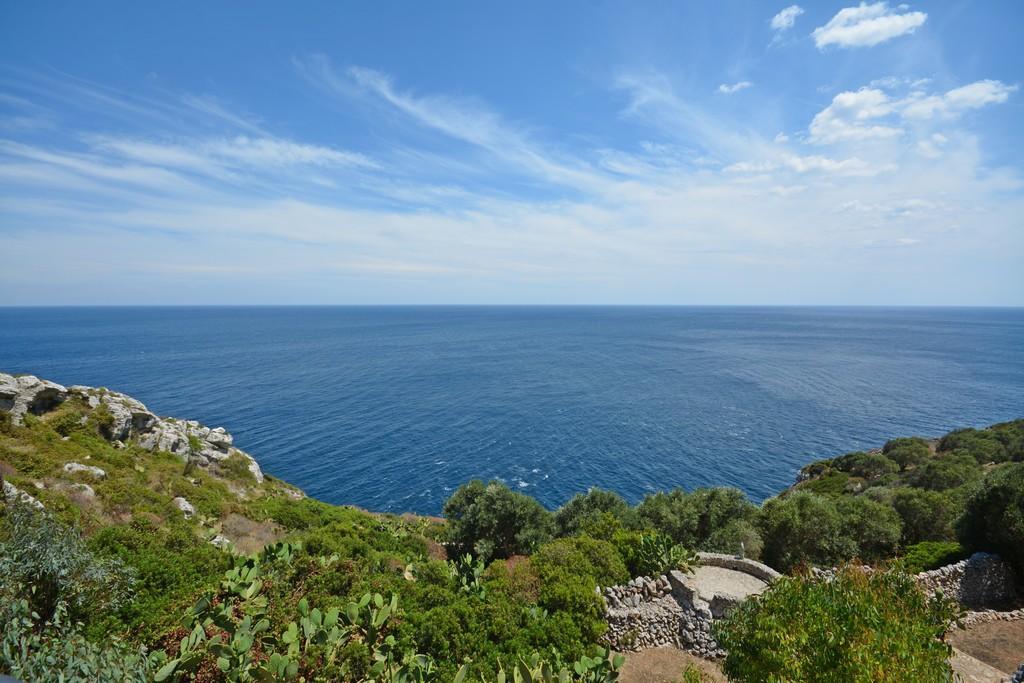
[1,62,1021,305]
[771,5,804,31]
[813,2,927,49]
[718,81,753,94]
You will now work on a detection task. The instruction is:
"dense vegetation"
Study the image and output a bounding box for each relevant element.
[1,392,1020,681]
[715,567,960,682]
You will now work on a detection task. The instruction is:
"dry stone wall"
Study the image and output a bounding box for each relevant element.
[914,552,1018,608]
[601,553,779,659]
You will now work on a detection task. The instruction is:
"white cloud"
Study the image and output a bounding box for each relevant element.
[3,66,1023,305]
[812,2,927,49]
[808,88,903,143]
[771,5,804,31]
[902,80,1018,120]
[809,80,1017,143]
[718,81,753,94]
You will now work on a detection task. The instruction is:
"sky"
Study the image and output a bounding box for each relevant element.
[0,1,1022,305]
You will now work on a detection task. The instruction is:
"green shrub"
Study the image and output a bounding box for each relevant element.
[715,567,958,682]
[882,437,930,470]
[759,492,853,572]
[443,480,553,561]
[832,451,899,481]
[908,451,981,491]
[957,462,1024,578]
[899,541,968,574]
[799,470,850,496]
[0,501,135,623]
[702,519,764,560]
[554,488,633,537]
[630,532,697,577]
[532,536,629,587]
[833,496,902,562]
[0,596,153,683]
[636,487,756,549]
[85,519,228,641]
[939,428,1007,463]
[889,487,958,545]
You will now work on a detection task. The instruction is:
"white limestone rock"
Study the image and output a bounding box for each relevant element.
[173,496,196,519]
[1,374,68,425]
[3,480,44,509]
[63,462,107,479]
[210,534,232,550]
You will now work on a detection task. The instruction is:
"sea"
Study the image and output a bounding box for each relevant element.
[1,306,1022,514]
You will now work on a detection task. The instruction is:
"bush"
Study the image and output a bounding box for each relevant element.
[899,541,968,574]
[636,487,756,549]
[957,462,1024,577]
[832,451,899,481]
[554,488,633,537]
[759,492,853,572]
[889,487,958,545]
[630,532,697,577]
[908,451,981,491]
[833,496,902,562]
[532,536,629,587]
[0,501,135,623]
[0,597,153,683]
[939,427,1007,463]
[882,437,930,470]
[715,567,958,682]
[703,519,764,560]
[443,480,553,561]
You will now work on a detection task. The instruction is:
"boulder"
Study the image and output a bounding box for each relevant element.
[3,480,44,509]
[2,374,68,425]
[63,462,106,479]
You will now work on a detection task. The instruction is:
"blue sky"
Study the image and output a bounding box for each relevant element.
[1,1,1021,305]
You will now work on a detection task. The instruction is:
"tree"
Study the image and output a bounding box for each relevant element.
[833,451,899,481]
[716,567,958,683]
[889,487,958,545]
[636,486,756,549]
[882,437,930,471]
[957,462,1024,578]
[759,492,854,572]
[553,488,633,537]
[939,428,1007,464]
[908,451,981,491]
[443,480,553,561]
[834,496,902,561]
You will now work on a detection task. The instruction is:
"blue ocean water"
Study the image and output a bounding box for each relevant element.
[1,306,1022,513]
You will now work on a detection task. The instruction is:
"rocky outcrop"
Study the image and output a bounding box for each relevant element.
[1,372,266,485]
[3,480,44,509]
[1,374,68,425]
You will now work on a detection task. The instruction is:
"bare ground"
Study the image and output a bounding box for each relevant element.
[617,648,727,683]
[948,620,1024,675]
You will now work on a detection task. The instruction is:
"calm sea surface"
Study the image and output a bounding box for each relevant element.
[1,306,1022,513]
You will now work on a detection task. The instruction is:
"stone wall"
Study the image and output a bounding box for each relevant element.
[601,553,779,659]
[602,574,723,658]
[914,552,1018,608]
[695,552,782,583]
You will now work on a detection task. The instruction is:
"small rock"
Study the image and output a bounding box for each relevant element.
[209,534,231,550]
[173,496,196,519]
[63,462,106,479]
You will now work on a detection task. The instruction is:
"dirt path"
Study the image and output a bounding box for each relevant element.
[618,648,726,683]
[948,620,1024,674]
